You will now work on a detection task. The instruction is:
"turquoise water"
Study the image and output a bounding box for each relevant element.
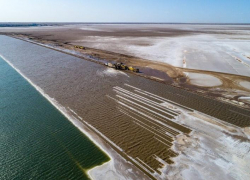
[0,57,109,179]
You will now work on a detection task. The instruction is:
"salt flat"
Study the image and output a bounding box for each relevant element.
[73,25,250,76]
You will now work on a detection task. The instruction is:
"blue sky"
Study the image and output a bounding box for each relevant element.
[0,0,249,23]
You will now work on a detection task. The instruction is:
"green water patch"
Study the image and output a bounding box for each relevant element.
[0,57,109,180]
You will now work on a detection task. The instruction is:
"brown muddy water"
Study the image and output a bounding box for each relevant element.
[0,35,250,176]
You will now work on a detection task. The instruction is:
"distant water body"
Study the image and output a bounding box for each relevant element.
[0,56,109,179]
[1,22,250,27]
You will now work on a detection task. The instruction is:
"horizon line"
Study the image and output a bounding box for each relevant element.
[1,22,250,25]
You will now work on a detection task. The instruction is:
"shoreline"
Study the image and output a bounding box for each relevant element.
[0,54,149,180]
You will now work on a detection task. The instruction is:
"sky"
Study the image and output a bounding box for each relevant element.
[0,0,250,23]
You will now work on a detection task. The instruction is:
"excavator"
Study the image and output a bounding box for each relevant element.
[114,63,128,70]
[105,62,139,73]
[128,66,139,73]
[74,45,86,50]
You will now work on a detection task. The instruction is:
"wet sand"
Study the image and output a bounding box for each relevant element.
[1,35,250,179]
